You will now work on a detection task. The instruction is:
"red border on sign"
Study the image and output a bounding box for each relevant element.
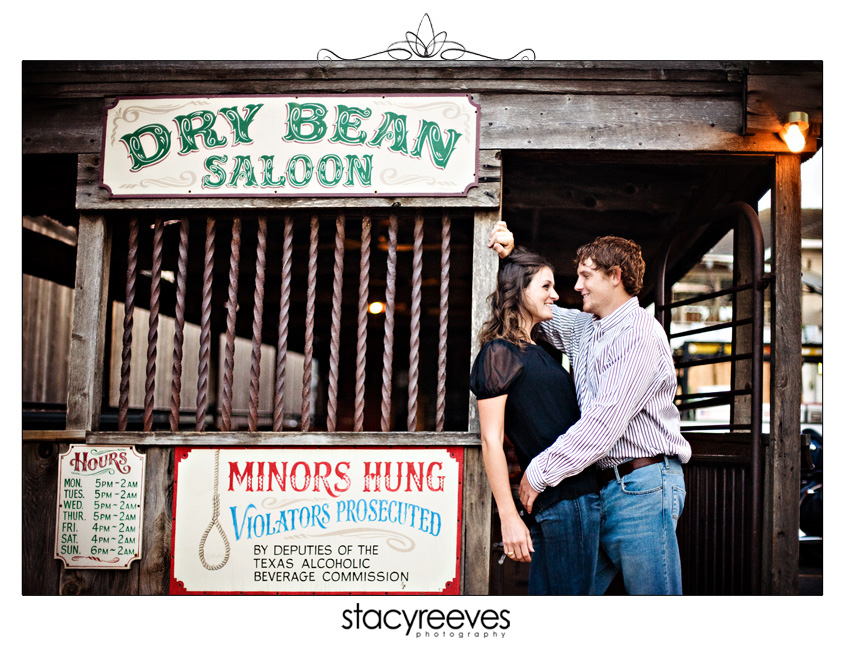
[169,446,463,596]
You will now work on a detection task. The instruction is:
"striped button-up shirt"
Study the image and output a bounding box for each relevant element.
[525,297,692,492]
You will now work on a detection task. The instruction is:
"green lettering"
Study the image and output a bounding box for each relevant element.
[286,154,314,187]
[284,103,328,143]
[202,155,228,188]
[344,154,372,187]
[227,155,259,187]
[259,155,286,187]
[410,120,462,169]
[367,112,408,154]
[175,110,228,154]
[218,104,263,145]
[317,154,344,187]
[329,105,371,145]
[119,124,171,171]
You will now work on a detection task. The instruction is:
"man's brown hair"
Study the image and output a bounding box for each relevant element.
[575,235,645,296]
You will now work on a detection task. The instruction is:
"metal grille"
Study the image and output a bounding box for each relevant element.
[655,202,766,594]
[112,211,458,433]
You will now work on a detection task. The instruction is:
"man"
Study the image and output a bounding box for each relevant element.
[489,222,691,595]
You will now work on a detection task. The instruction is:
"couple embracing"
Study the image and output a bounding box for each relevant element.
[471,223,691,595]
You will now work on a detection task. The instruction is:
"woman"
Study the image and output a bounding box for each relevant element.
[470,246,602,595]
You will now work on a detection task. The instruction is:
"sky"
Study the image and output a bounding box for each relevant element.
[7,2,835,651]
[759,148,823,212]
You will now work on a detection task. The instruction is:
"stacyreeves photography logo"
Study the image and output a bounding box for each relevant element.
[341,603,511,638]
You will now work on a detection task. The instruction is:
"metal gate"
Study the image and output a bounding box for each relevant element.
[655,202,766,594]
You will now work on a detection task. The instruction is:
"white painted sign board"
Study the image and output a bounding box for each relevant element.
[170,447,462,594]
[101,95,480,198]
[55,445,145,569]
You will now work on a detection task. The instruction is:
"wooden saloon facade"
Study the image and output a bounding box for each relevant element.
[22,60,822,595]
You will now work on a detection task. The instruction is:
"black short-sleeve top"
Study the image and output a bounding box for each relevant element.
[470,338,601,511]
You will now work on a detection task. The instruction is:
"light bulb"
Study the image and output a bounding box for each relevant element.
[782,123,806,153]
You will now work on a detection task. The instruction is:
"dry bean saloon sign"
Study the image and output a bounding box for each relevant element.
[170,447,462,595]
[100,95,479,198]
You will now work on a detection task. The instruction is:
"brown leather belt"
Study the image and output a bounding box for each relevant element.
[598,455,666,485]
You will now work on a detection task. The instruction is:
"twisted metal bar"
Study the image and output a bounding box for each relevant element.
[301,216,318,432]
[326,213,345,433]
[248,217,267,432]
[169,218,190,431]
[437,213,451,432]
[221,218,242,432]
[380,214,398,431]
[407,212,423,431]
[354,215,371,432]
[274,216,293,432]
[143,218,164,432]
[118,217,139,432]
[196,218,215,432]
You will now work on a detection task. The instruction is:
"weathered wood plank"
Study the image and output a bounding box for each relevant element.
[468,208,500,431]
[461,446,491,594]
[763,153,802,595]
[479,93,745,150]
[59,563,140,595]
[22,443,62,595]
[86,430,482,447]
[27,89,814,157]
[746,66,823,133]
[23,60,748,87]
[461,208,499,595]
[66,213,111,431]
[25,79,742,101]
[139,447,173,595]
[22,98,105,154]
[23,430,87,442]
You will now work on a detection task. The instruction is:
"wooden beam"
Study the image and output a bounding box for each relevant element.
[469,209,500,430]
[66,213,111,431]
[22,430,86,442]
[139,447,174,595]
[461,446,492,594]
[477,93,810,153]
[22,443,61,595]
[462,207,499,595]
[85,431,482,447]
[22,61,816,157]
[746,63,823,134]
[763,153,802,595]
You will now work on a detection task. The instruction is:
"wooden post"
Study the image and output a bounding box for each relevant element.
[139,447,174,595]
[461,208,499,595]
[764,153,802,595]
[66,212,112,431]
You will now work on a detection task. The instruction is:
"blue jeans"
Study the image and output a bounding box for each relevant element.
[528,492,601,595]
[594,456,686,595]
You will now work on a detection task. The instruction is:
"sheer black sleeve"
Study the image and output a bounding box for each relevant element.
[470,339,525,399]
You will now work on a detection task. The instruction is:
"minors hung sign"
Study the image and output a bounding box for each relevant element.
[100,94,480,198]
[170,447,462,595]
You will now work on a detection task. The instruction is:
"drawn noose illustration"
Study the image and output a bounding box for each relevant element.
[198,449,230,570]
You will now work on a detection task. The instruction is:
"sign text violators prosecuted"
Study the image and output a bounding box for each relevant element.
[170,447,462,595]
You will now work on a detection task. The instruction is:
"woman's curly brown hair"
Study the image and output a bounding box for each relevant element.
[478,247,554,349]
[575,235,645,296]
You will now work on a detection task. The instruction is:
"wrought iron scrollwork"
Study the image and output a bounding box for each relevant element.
[318,14,535,65]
